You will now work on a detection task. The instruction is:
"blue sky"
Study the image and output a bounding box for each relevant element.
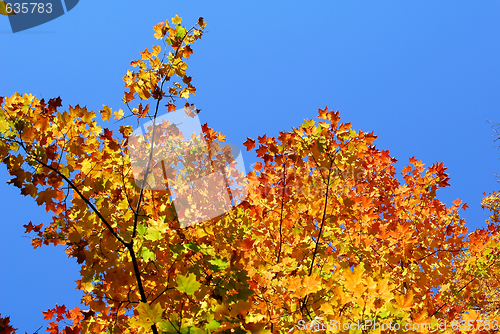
[1,1,499,332]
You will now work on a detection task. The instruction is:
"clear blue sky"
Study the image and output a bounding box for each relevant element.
[1,1,499,332]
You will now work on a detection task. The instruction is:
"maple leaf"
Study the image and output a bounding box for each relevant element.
[183,45,194,59]
[47,96,62,113]
[62,326,80,334]
[47,321,58,334]
[176,273,201,295]
[124,90,134,102]
[343,265,365,291]
[243,138,256,151]
[99,105,112,121]
[257,134,268,145]
[23,221,42,233]
[256,145,267,157]
[317,106,329,120]
[130,302,164,328]
[395,291,414,311]
[99,128,113,141]
[119,125,133,139]
[55,304,67,321]
[42,308,56,320]
[287,276,302,294]
[376,278,393,302]
[300,273,322,297]
[35,188,57,207]
[153,22,165,39]
[0,314,17,334]
[172,14,182,25]
[137,103,149,116]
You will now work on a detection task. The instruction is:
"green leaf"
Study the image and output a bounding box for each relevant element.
[171,244,183,253]
[235,287,254,302]
[145,229,162,241]
[137,223,147,237]
[184,242,200,252]
[176,273,201,295]
[199,244,215,257]
[180,326,205,334]
[208,258,228,272]
[317,140,324,153]
[175,26,187,39]
[206,319,220,331]
[140,247,155,262]
[159,315,181,334]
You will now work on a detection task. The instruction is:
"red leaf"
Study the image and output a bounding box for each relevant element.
[47,321,59,334]
[23,221,43,233]
[167,102,176,112]
[99,128,113,141]
[43,308,56,320]
[48,97,62,113]
[243,138,255,151]
[124,90,134,103]
[24,222,34,233]
[55,304,67,321]
[138,103,150,116]
[256,145,267,157]
[63,326,80,334]
[201,123,209,134]
[0,314,18,334]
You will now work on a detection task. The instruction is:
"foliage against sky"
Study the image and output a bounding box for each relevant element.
[1,15,500,334]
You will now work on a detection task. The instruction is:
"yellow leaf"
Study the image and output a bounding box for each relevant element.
[100,105,112,121]
[179,88,190,99]
[462,309,479,322]
[319,303,334,314]
[395,291,414,311]
[413,310,429,323]
[153,22,166,39]
[152,45,161,57]
[245,313,266,323]
[300,273,322,297]
[334,286,349,305]
[344,265,365,292]
[130,302,164,328]
[114,109,124,119]
[365,276,377,292]
[376,278,393,301]
[172,14,182,25]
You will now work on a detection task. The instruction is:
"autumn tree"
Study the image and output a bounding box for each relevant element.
[1,16,500,334]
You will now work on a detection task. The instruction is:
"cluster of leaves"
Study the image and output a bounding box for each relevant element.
[1,16,500,334]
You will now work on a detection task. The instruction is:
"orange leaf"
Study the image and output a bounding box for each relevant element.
[243,138,256,151]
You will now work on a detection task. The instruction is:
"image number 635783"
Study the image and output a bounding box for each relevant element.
[3,0,79,33]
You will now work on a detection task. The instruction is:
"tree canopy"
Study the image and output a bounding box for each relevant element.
[1,16,500,334]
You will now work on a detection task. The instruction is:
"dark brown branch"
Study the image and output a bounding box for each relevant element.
[277,158,287,264]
